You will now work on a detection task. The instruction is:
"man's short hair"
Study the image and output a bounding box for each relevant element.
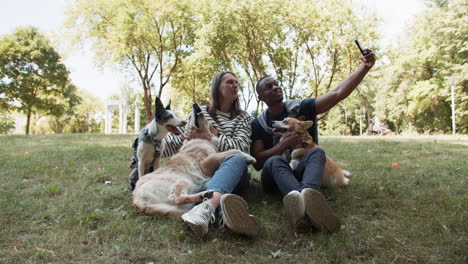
[255,75,270,94]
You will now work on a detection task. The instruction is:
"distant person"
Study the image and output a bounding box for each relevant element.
[250,49,376,233]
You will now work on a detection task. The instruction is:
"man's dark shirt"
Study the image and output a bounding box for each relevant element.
[251,98,319,151]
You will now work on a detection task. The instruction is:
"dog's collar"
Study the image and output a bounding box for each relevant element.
[141,128,162,157]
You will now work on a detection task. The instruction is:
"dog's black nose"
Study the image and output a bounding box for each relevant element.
[192,103,202,128]
[192,103,202,114]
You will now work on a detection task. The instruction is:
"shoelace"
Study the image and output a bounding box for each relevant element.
[193,200,216,224]
[217,216,227,231]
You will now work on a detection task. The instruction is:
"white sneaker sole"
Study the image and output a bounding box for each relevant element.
[221,194,261,236]
[181,212,208,237]
[283,190,305,232]
[301,188,341,233]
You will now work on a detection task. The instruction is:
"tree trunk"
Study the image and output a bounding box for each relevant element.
[25,109,32,135]
[142,80,153,124]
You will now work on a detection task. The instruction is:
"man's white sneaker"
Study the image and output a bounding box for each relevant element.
[283,190,306,232]
[220,194,261,236]
[181,198,215,237]
[301,188,341,233]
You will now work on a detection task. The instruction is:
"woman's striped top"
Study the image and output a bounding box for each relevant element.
[161,105,252,157]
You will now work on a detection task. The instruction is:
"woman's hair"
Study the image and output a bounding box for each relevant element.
[207,71,244,121]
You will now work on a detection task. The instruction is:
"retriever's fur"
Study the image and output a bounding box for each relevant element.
[132,104,256,217]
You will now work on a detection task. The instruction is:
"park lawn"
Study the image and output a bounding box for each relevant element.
[0,134,466,264]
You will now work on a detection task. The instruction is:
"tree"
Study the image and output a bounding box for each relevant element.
[0,111,14,134]
[66,0,196,124]
[374,0,467,133]
[0,26,80,135]
[49,89,104,134]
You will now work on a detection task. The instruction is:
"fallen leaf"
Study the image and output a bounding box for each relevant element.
[113,205,125,211]
[35,247,55,256]
[270,249,282,259]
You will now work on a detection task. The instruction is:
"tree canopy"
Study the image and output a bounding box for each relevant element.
[373,0,467,134]
[67,0,196,123]
[0,26,80,134]
[57,0,468,134]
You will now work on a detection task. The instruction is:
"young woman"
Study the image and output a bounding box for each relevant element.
[162,71,260,237]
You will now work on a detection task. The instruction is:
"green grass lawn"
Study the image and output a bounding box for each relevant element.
[0,134,466,263]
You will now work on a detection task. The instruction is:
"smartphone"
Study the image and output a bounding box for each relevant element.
[354,39,367,55]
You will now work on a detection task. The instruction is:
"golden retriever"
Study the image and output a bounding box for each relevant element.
[132,104,256,217]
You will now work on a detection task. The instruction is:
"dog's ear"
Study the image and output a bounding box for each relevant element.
[297,115,306,121]
[302,120,313,129]
[154,97,165,119]
[165,100,172,110]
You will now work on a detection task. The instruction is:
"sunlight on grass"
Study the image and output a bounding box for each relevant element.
[0,134,466,263]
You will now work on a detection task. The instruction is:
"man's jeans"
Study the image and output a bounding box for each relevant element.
[261,147,326,196]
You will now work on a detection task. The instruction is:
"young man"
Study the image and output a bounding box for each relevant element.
[251,49,376,233]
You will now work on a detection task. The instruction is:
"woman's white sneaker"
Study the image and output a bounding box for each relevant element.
[181,198,215,237]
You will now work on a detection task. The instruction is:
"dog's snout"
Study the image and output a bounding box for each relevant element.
[181,120,187,126]
[192,103,202,114]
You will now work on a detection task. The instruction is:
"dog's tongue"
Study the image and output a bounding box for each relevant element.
[166,125,183,136]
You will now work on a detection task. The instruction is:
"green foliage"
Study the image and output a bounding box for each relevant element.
[0,112,15,134]
[374,0,467,134]
[46,89,103,134]
[64,0,466,135]
[0,26,80,134]
[67,0,197,123]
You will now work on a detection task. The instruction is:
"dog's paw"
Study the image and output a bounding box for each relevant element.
[291,149,300,159]
[344,177,350,185]
[128,168,139,190]
[168,192,176,202]
[289,159,299,170]
[242,154,257,164]
[343,170,352,177]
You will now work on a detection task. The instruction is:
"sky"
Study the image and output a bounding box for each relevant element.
[0,0,427,102]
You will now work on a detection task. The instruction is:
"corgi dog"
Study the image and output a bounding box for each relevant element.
[132,103,256,218]
[272,117,350,188]
[128,97,186,190]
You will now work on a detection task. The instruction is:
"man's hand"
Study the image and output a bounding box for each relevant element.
[360,49,375,68]
[280,131,303,149]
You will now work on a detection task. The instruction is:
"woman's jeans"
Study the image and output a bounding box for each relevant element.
[201,153,250,194]
[200,153,250,216]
